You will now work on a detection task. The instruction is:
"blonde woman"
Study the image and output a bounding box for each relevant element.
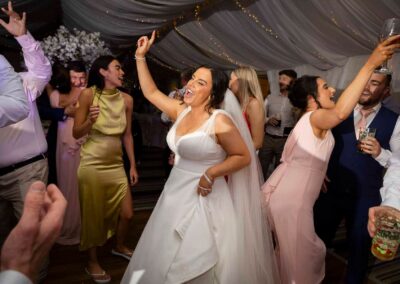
[229,67,265,150]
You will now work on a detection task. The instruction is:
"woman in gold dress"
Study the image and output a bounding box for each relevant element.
[73,55,139,283]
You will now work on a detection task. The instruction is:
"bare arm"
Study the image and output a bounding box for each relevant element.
[135,31,184,120]
[246,98,265,149]
[311,35,400,131]
[72,88,98,139]
[197,113,251,196]
[122,93,138,185]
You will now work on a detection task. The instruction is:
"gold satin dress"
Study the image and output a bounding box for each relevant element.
[78,87,128,251]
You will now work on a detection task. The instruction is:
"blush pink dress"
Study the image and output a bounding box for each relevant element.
[50,90,85,245]
[262,111,334,284]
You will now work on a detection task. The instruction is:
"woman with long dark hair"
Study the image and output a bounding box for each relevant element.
[73,55,138,283]
[262,36,400,283]
[122,32,279,284]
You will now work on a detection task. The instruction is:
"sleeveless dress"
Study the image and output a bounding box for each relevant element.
[122,108,241,284]
[50,90,85,245]
[262,111,334,284]
[78,87,128,251]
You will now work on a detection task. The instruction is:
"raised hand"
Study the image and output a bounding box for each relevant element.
[367,35,400,69]
[0,1,26,37]
[0,182,67,282]
[135,30,156,58]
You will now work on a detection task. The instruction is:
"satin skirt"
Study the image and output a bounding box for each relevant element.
[78,132,127,251]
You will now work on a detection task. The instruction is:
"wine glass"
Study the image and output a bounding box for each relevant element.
[375,18,400,75]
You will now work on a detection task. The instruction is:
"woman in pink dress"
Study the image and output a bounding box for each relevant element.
[48,62,87,245]
[262,36,400,284]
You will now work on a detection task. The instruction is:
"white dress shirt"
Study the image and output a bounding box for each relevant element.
[0,33,52,167]
[0,270,32,284]
[380,151,400,210]
[264,93,295,137]
[161,87,186,124]
[353,103,400,168]
[0,55,29,127]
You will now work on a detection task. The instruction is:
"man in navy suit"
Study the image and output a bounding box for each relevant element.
[314,72,400,283]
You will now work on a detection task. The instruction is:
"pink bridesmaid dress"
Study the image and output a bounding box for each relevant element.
[50,90,85,245]
[262,111,334,284]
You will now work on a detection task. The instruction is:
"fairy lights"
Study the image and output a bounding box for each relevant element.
[234,0,279,40]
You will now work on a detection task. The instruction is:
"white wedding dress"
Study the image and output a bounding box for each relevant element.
[122,92,279,284]
[122,108,240,283]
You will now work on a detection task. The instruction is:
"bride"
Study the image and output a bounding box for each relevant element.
[121,31,279,284]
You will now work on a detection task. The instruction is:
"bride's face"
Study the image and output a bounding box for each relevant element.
[184,67,212,107]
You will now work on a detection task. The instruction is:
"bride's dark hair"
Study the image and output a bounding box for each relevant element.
[288,75,320,113]
[197,65,228,113]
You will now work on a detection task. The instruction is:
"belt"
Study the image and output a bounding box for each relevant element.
[0,153,47,176]
[265,133,287,139]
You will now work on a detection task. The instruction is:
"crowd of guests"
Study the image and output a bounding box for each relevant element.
[1,3,400,284]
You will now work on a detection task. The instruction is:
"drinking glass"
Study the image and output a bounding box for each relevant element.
[375,18,400,75]
[357,127,376,154]
[371,210,400,261]
[275,113,281,127]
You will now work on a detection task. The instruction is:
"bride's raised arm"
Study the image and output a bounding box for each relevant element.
[135,31,185,121]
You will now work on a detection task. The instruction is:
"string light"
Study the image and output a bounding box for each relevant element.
[147,54,181,71]
[328,10,374,45]
[188,2,245,66]
[234,0,279,39]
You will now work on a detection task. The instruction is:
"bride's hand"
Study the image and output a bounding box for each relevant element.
[197,175,212,197]
[366,35,400,68]
[136,30,156,58]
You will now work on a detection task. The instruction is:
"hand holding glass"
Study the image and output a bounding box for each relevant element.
[274,113,282,127]
[375,18,400,74]
[371,209,400,261]
[357,127,376,154]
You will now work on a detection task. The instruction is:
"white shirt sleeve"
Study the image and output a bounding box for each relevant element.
[0,55,29,127]
[375,116,400,167]
[380,151,400,210]
[0,270,32,284]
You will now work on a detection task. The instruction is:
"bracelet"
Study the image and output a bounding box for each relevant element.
[198,185,211,191]
[135,55,146,61]
[203,172,214,185]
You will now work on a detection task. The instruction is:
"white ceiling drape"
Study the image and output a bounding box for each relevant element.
[59,0,400,92]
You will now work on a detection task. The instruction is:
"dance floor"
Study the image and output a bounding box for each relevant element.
[42,147,395,283]
[43,209,379,284]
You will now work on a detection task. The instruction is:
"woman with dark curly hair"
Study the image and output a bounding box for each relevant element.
[262,35,400,284]
[122,31,279,284]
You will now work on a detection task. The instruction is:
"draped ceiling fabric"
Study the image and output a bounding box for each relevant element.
[3,0,399,93]
[60,0,400,94]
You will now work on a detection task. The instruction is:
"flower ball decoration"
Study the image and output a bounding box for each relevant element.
[41,25,112,69]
